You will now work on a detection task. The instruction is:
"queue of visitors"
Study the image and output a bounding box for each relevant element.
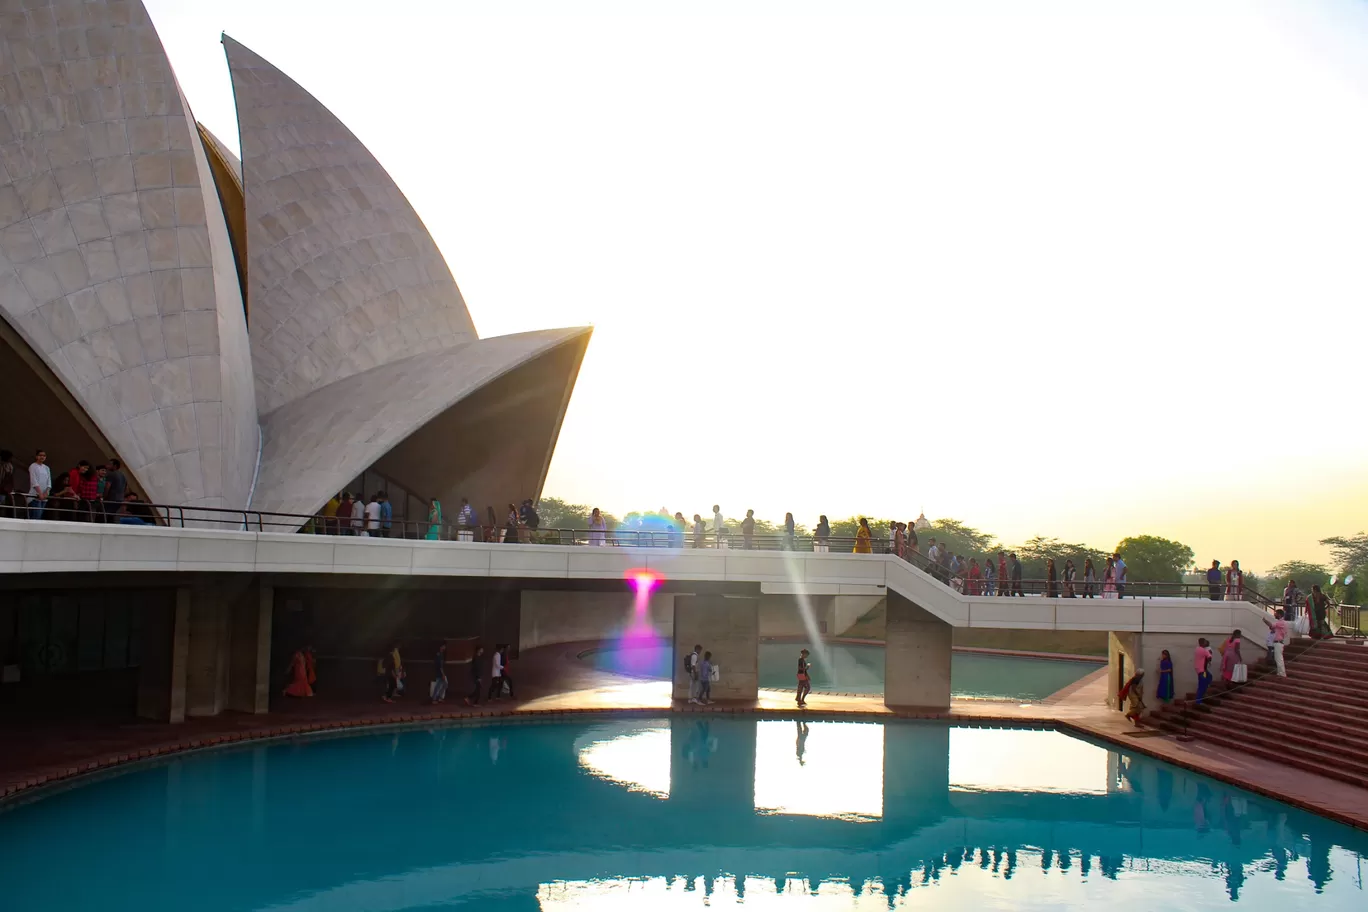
[0,448,154,525]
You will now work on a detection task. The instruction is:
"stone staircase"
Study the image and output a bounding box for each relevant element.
[1149,639,1368,789]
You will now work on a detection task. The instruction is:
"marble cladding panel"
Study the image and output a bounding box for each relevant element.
[0,0,257,511]
[223,36,476,416]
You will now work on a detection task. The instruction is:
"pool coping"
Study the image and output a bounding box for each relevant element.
[4,700,1367,835]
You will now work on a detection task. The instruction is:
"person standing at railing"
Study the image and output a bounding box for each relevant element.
[25,449,50,520]
[350,493,365,535]
[423,497,443,541]
[1045,558,1059,598]
[968,558,982,595]
[363,494,382,537]
[1082,558,1097,598]
[783,513,796,550]
[1062,559,1077,598]
[589,508,608,546]
[1102,556,1118,598]
[378,491,392,537]
[741,510,756,550]
[1207,560,1224,601]
[0,450,16,519]
[890,521,903,558]
[712,504,724,548]
[692,513,707,549]
[1282,579,1301,621]
[998,551,1009,596]
[1009,552,1024,597]
[1114,552,1128,599]
[103,458,126,519]
[982,555,997,596]
[504,503,518,543]
[1225,560,1243,601]
[906,522,919,555]
[483,506,498,543]
[1309,585,1332,639]
[814,515,830,552]
[674,512,689,548]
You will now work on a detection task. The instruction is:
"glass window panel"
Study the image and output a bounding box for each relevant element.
[49,594,79,673]
[104,594,130,669]
[77,593,105,671]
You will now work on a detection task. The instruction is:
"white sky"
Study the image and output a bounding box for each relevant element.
[144,0,1368,572]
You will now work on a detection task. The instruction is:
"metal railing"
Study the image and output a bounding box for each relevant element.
[3,502,1310,607]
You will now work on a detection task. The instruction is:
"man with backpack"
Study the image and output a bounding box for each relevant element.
[684,643,703,705]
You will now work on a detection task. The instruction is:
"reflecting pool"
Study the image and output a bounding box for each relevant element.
[583,642,1099,700]
[2,717,1364,910]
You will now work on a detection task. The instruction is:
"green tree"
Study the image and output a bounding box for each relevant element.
[537,497,617,530]
[1114,535,1194,584]
[1014,536,1107,580]
[1267,560,1332,591]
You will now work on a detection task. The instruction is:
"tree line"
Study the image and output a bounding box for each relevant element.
[538,497,1368,603]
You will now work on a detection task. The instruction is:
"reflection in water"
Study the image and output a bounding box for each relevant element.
[1,718,1364,911]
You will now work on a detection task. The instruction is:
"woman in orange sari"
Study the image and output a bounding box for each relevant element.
[283,648,313,698]
[304,646,317,693]
[853,518,872,553]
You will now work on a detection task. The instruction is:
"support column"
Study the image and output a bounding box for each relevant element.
[229,581,273,714]
[673,595,759,702]
[884,590,952,710]
[186,587,231,718]
[137,587,189,723]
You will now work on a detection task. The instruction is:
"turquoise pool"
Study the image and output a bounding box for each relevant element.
[1,717,1363,910]
[584,642,1100,701]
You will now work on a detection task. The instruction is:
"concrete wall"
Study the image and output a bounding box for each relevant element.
[520,590,675,651]
[673,596,759,701]
[884,591,952,710]
[185,586,231,718]
[1108,631,1268,709]
[137,588,189,723]
[228,582,272,713]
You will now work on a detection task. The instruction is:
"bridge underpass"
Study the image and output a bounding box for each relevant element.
[0,519,1274,721]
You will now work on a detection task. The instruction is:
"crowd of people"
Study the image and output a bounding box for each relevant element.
[0,448,155,525]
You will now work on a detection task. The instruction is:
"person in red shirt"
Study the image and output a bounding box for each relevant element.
[71,461,99,520]
[997,552,1008,597]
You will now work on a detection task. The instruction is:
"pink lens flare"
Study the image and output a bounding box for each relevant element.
[627,568,661,594]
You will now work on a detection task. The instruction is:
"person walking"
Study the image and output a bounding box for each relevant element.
[890,521,903,558]
[982,555,997,596]
[1225,560,1244,601]
[483,506,499,543]
[1119,669,1147,726]
[1009,552,1024,596]
[1113,552,1128,598]
[424,497,443,540]
[684,643,703,704]
[363,494,382,536]
[431,642,448,704]
[588,508,608,546]
[1309,584,1333,639]
[712,504,725,548]
[784,513,796,550]
[905,523,919,555]
[464,645,484,706]
[740,509,756,550]
[1062,559,1077,598]
[1156,650,1175,703]
[378,491,392,537]
[1206,560,1223,600]
[698,651,714,704]
[998,551,1009,596]
[796,648,812,707]
[968,557,982,595]
[1194,638,1214,704]
[504,503,519,543]
[350,493,365,535]
[383,643,404,702]
[499,645,514,698]
[283,647,313,698]
[1219,630,1245,684]
[853,517,872,553]
[103,458,127,518]
[1261,610,1289,676]
[1102,556,1118,598]
[692,514,707,549]
[1083,557,1097,598]
[495,642,511,700]
[0,450,15,518]
[1045,558,1059,598]
[456,498,476,541]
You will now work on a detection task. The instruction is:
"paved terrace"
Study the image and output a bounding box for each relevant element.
[0,518,1271,634]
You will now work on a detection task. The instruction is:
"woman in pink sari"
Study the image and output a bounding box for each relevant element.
[1220,630,1243,683]
[1102,557,1118,599]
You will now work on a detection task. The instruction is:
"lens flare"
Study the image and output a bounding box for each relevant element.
[627,569,661,595]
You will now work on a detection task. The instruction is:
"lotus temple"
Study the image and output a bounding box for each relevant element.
[0,2,591,524]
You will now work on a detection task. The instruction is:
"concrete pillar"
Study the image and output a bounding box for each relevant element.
[229,581,273,714]
[669,716,757,811]
[884,591,952,710]
[883,720,951,826]
[137,587,189,723]
[673,595,759,701]
[186,587,231,718]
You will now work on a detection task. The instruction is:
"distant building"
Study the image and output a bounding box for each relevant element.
[914,513,932,531]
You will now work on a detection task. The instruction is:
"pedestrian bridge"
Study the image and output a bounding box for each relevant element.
[0,518,1269,635]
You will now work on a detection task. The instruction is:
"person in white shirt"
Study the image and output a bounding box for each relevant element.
[456,498,476,541]
[26,449,51,520]
[487,645,505,700]
[712,504,724,548]
[1113,553,1128,598]
[363,496,382,536]
[350,496,364,533]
